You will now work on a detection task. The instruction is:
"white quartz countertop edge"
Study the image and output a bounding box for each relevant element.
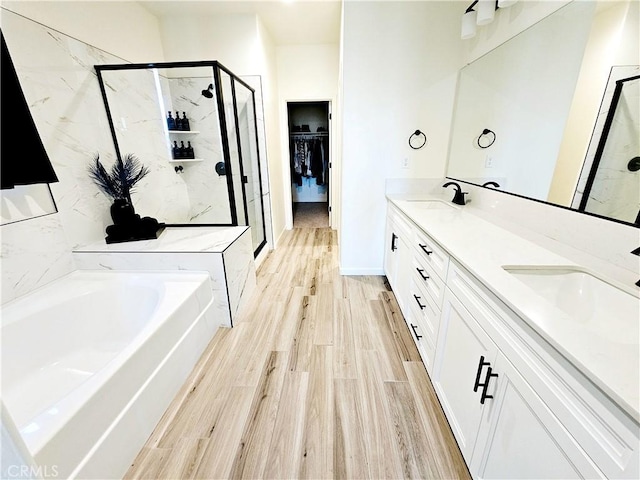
[386,194,640,423]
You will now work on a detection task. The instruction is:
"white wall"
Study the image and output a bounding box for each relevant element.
[340,1,464,274]
[277,44,339,226]
[256,19,284,247]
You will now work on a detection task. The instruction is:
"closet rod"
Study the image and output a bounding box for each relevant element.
[290,132,329,138]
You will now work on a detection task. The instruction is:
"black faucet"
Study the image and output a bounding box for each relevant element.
[632,247,640,287]
[482,181,500,188]
[443,181,468,205]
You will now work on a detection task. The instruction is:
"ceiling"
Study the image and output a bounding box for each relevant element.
[139,0,342,45]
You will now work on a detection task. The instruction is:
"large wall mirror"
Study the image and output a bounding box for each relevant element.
[446,0,639,227]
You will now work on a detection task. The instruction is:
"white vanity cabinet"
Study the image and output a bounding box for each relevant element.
[383,200,640,479]
[435,283,603,478]
[384,204,413,313]
[445,260,638,480]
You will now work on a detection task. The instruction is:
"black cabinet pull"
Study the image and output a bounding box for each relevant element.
[480,367,499,404]
[416,268,429,281]
[391,233,398,251]
[473,355,491,392]
[410,323,423,340]
[413,294,426,310]
[419,244,433,255]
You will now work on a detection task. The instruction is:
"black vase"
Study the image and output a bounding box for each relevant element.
[110,199,136,225]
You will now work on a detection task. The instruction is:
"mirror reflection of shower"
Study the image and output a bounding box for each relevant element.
[574,67,640,225]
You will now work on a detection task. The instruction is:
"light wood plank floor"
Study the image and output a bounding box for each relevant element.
[125,228,470,479]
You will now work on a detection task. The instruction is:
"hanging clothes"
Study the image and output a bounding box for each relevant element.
[290,135,327,187]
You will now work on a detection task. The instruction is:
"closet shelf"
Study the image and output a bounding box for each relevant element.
[290,132,328,137]
[168,158,203,163]
[168,130,200,134]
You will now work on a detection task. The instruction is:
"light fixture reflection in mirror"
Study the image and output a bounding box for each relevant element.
[446,0,639,228]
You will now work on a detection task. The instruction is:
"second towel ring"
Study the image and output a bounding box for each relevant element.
[409,129,427,149]
[477,128,496,149]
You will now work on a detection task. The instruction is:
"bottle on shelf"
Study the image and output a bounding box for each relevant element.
[186,141,194,159]
[180,141,187,158]
[172,141,179,159]
[181,112,190,131]
[175,112,183,131]
[167,111,176,130]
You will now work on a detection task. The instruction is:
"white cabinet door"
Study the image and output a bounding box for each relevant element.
[472,352,604,480]
[384,214,411,314]
[384,217,399,287]
[432,288,499,462]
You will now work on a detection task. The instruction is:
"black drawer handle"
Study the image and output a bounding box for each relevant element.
[410,323,423,340]
[419,244,433,255]
[480,367,499,404]
[473,355,491,392]
[416,268,429,281]
[413,294,426,310]
[391,233,398,251]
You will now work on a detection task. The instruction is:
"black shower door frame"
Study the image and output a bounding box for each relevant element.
[95,60,267,256]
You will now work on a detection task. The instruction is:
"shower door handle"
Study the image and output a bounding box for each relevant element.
[242,175,248,184]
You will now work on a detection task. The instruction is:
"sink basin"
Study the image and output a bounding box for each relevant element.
[503,266,639,345]
[402,199,455,209]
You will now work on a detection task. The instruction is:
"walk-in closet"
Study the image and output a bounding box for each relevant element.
[287,101,330,228]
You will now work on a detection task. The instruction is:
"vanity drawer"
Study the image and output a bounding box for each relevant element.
[413,228,449,281]
[411,252,445,309]
[406,295,436,372]
[409,276,440,345]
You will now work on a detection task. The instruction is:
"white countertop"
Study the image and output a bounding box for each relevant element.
[74,226,249,253]
[387,194,640,423]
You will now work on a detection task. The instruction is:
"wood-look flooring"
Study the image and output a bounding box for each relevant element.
[125,228,470,479]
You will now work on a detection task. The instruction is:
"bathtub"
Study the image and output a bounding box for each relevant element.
[1,270,220,479]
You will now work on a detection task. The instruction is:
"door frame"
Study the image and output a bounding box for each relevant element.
[283,99,333,230]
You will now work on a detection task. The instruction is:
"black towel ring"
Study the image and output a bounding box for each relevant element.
[477,128,496,149]
[409,129,427,150]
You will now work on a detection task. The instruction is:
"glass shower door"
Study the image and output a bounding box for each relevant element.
[217,67,266,255]
[218,70,246,227]
[234,81,266,255]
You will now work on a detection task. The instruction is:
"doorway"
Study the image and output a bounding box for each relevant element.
[287,101,330,228]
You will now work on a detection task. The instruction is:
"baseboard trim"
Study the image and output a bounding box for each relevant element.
[339,267,385,276]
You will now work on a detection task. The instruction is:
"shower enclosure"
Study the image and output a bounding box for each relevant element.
[95,61,267,256]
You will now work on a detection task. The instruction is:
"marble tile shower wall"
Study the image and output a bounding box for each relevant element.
[99,68,193,223]
[168,76,232,223]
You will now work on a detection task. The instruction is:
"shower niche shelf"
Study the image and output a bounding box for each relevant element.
[168,158,203,163]
[168,130,201,134]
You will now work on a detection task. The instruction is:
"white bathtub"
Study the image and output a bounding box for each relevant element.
[1,270,220,479]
